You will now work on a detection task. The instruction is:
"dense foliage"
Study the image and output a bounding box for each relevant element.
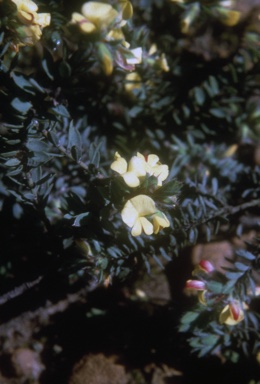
[0,0,260,375]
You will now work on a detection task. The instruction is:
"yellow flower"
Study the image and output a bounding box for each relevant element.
[219,301,244,325]
[121,195,170,236]
[81,2,118,31]
[12,0,50,46]
[110,152,146,187]
[137,152,169,186]
[124,72,142,93]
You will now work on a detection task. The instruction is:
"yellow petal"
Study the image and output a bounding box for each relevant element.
[12,0,38,12]
[34,13,51,28]
[152,164,169,185]
[146,154,159,167]
[71,12,96,33]
[121,1,133,20]
[153,212,170,234]
[121,199,139,227]
[128,156,146,177]
[81,2,118,29]
[124,72,142,93]
[110,156,127,174]
[139,217,153,235]
[131,217,142,236]
[218,9,240,26]
[122,171,140,187]
[130,195,156,216]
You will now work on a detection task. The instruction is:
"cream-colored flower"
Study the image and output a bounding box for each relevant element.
[81,2,119,31]
[219,301,244,325]
[110,152,146,187]
[12,0,50,46]
[137,152,169,186]
[121,195,170,236]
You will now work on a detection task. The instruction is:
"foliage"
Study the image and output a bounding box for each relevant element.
[0,0,260,369]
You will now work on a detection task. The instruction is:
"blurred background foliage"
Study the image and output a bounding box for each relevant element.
[0,0,260,375]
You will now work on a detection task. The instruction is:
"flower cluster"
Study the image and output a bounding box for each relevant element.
[111,152,170,236]
[69,1,142,75]
[11,0,51,48]
[111,152,169,188]
[185,260,245,325]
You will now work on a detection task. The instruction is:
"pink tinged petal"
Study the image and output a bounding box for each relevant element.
[128,156,146,177]
[199,260,214,273]
[71,12,96,33]
[185,280,206,290]
[219,302,244,325]
[122,171,140,187]
[230,302,241,321]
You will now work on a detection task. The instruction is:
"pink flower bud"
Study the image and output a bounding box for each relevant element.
[199,260,214,273]
[229,302,240,321]
[185,280,206,291]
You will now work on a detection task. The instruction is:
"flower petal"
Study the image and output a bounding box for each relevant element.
[130,195,156,216]
[121,200,138,227]
[139,217,153,235]
[122,171,140,187]
[128,156,146,177]
[110,156,127,174]
[131,218,142,236]
[81,2,118,29]
[153,212,170,234]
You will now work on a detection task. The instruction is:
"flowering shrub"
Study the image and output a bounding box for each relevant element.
[0,0,259,380]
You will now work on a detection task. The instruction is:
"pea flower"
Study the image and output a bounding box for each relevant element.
[137,152,169,186]
[70,1,141,74]
[111,152,169,188]
[192,260,215,275]
[121,195,170,236]
[71,2,119,34]
[110,152,146,187]
[12,0,51,47]
[219,301,244,325]
[185,279,206,291]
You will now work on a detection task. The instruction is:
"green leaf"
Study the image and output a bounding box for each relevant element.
[234,262,249,271]
[26,139,49,152]
[68,121,82,161]
[236,249,255,261]
[11,98,32,114]
[194,87,205,105]
[206,281,223,294]
[89,140,103,167]
[72,212,90,227]
[181,311,200,324]
[5,158,21,167]
[50,105,70,118]
[225,271,243,280]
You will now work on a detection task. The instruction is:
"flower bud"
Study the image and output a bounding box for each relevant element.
[185,279,206,291]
